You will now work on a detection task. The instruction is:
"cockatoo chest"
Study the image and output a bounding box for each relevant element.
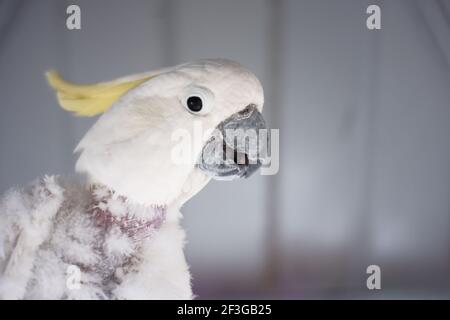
[27,185,167,299]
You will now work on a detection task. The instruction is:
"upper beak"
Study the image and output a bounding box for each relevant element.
[197,105,268,180]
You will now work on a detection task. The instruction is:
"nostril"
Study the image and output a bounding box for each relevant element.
[236,105,254,118]
[241,106,251,114]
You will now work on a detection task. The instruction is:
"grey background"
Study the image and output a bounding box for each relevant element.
[1,0,450,299]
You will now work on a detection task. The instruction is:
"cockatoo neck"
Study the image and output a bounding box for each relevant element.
[88,183,167,243]
[83,165,211,219]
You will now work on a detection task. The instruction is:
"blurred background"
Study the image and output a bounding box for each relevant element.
[1,0,450,299]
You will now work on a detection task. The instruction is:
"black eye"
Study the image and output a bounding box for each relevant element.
[187,96,203,112]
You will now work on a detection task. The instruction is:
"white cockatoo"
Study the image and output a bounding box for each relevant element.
[0,59,267,299]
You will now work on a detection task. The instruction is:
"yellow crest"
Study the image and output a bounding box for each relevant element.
[46,70,153,117]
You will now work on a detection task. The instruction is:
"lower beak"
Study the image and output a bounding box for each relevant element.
[197,105,268,180]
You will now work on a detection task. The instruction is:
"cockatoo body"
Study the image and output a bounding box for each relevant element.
[0,59,266,299]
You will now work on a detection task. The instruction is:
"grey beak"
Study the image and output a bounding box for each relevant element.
[197,105,268,180]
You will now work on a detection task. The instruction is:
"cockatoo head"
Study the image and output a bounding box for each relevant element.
[47,59,267,206]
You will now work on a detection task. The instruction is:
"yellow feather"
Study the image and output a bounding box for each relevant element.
[45,70,152,117]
